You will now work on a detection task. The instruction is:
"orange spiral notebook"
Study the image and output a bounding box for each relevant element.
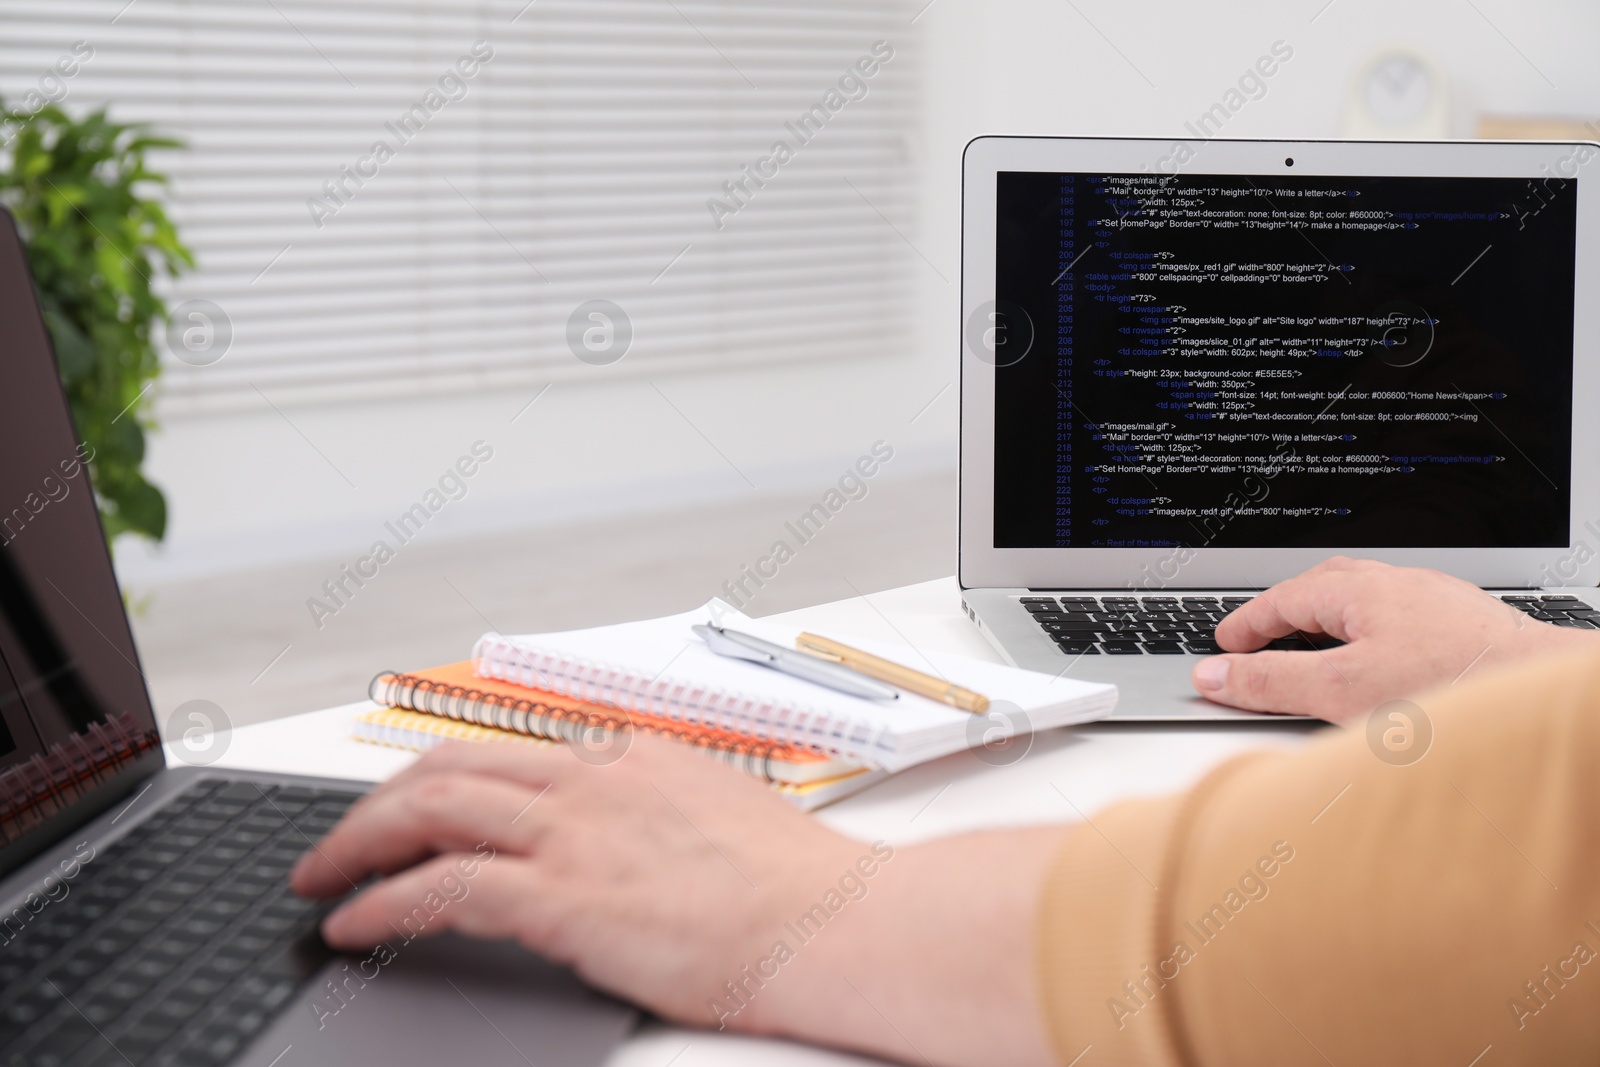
[350,707,884,811]
[364,661,867,787]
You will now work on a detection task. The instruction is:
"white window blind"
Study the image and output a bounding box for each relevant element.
[0,0,917,414]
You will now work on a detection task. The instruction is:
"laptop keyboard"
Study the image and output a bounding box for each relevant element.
[1024,593,1598,655]
[0,778,358,1067]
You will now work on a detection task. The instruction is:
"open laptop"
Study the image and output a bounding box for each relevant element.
[0,210,636,1065]
[958,136,1600,720]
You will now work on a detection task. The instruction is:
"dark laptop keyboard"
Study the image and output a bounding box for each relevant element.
[1025,593,1598,655]
[0,778,358,1067]
[1499,594,1600,624]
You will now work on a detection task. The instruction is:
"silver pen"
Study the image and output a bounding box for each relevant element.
[691,624,900,701]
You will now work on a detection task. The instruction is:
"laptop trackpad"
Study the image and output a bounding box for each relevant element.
[237,933,638,1066]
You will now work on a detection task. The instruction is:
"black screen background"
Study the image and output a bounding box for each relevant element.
[993,171,1577,549]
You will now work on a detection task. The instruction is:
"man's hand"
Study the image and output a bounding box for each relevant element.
[1190,557,1600,722]
[290,735,1062,1067]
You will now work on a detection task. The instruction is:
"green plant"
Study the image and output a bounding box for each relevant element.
[0,100,192,547]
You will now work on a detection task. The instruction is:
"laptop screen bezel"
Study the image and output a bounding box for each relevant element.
[958,135,1600,590]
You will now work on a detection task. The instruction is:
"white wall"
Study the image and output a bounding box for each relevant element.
[909,0,1600,357]
[918,0,1600,144]
[122,0,1600,585]
[120,353,961,583]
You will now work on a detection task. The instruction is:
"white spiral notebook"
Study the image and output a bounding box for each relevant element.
[472,601,1118,772]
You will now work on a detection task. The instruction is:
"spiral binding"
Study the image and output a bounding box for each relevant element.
[471,632,853,754]
[368,670,789,782]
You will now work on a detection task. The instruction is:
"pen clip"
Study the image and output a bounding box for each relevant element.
[692,624,776,664]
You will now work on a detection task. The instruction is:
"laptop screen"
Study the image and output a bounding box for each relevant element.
[991,170,1577,550]
[0,214,163,877]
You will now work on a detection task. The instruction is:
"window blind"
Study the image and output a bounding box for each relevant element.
[0,0,917,413]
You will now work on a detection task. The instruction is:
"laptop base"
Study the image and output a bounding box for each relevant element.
[962,586,1600,722]
[0,767,637,1067]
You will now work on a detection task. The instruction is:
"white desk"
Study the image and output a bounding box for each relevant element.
[175,577,1321,1067]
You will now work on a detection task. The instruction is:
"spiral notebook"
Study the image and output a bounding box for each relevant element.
[356,707,555,752]
[472,600,1118,772]
[351,706,886,811]
[367,661,865,785]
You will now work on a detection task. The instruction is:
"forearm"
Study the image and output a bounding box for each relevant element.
[718,624,1600,1067]
[1040,648,1600,1067]
[739,827,1068,1067]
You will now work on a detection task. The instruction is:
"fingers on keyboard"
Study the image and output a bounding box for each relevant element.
[1027,594,1369,656]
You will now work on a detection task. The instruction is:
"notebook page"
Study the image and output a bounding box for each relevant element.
[473,601,1117,771]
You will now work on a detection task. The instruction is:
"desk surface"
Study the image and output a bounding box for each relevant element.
[175,577,1321,1067]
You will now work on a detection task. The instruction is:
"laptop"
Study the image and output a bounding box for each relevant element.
[0,210,636,1065]
[958,136,1600,720]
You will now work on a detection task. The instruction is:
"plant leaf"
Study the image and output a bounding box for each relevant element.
[1,99,192,549]
[42,306,97,382]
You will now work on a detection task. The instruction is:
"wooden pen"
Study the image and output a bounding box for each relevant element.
[794,632,991,714]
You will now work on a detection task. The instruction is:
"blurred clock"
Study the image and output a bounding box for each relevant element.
[1344,50,1450,138]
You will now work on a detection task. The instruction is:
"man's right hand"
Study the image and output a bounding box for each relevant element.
[1190,557,1600,723]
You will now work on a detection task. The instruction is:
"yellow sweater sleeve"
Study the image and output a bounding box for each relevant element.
[1036,649,1600,1067]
